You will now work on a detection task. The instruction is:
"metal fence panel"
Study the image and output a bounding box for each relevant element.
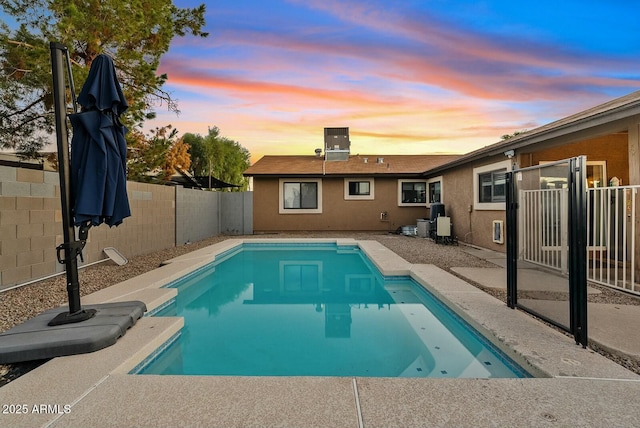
[587,186,639,295]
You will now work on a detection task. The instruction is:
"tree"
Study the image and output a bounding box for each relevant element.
[184,126,251,191]
[127,124,190,183]
[501,130,528,140]
[162,136,191,181]
[0,0,208,154]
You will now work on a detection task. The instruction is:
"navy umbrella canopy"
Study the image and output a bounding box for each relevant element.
[69,54,131,227]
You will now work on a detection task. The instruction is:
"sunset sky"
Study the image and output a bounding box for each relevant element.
[147,0,640,163]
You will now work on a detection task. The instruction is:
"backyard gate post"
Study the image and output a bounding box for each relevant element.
[569,156,588,347]
[506,171,518,308]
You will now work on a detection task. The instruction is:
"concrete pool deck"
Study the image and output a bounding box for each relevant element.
[1,238,639,427]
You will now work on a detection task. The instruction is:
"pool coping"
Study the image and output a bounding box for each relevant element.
[1,238,639,427]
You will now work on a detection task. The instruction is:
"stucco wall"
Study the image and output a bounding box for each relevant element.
[435,163,507,251]
[252,177,428,232]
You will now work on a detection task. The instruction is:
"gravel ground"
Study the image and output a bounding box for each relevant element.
[2,232,639,385]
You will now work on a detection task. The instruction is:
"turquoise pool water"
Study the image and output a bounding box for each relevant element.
[136,243,530,378]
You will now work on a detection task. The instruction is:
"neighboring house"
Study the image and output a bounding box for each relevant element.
[244,137,460,232]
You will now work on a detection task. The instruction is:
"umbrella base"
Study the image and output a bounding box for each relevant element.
[48,308,97,326]
[0,301,146,364]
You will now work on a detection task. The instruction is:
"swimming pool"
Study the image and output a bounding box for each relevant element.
[135,243,530,378]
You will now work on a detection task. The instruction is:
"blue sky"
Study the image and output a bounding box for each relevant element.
[5,0,639,162]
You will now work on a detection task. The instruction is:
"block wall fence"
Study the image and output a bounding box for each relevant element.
[0,165,252,289]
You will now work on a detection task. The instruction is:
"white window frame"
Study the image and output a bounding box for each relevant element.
[542,160,607,188]
[397,179,427,207]
[473,160,511,211]
[279,178,323,214]
[344,178,375,200]
[426,176,444,204]
[586,161,607,188]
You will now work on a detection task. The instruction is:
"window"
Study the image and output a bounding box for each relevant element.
[426,176,443,203]
[478,170,506,203]
[539,160,607,189]
[279,179,322,214]
[344,178,374,200]
[473,160,511,210]
[349,181,370,196]
[586,161,606,188]
[428,181,441,202]
[397,180,426,206]
[284,182,317,209]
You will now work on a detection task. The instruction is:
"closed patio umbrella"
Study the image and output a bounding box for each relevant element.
[70,54,131,227]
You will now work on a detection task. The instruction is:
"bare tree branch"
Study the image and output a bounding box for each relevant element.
[0,95,47,119]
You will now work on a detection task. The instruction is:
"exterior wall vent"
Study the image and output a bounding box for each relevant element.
[377,157,384,164]
[363,157,368,163]
[492,220,504,244]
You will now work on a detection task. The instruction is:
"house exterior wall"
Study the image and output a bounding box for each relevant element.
[435,157,507,251]
[519,134,629,185]
[252,177,429,232]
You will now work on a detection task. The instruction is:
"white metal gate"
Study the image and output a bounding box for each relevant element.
[587,185,639,295]
[520,188,568,274]
[521,185,639,295]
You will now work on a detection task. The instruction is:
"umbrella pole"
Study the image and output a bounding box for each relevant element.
[49,42,96,326]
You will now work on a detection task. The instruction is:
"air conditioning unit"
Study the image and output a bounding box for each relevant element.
[492,220,504,244]
[436,216,451,237]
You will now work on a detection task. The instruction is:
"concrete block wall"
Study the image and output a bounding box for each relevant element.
[0,166,176,289]
[1,165,252,289]
[81,182,176,265]
[175,189,253,244]
[220,191,253,235]
[176,187,220,245]
[0,167,61,288]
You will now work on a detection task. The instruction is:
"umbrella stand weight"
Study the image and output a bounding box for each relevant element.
[48,308,97,326]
